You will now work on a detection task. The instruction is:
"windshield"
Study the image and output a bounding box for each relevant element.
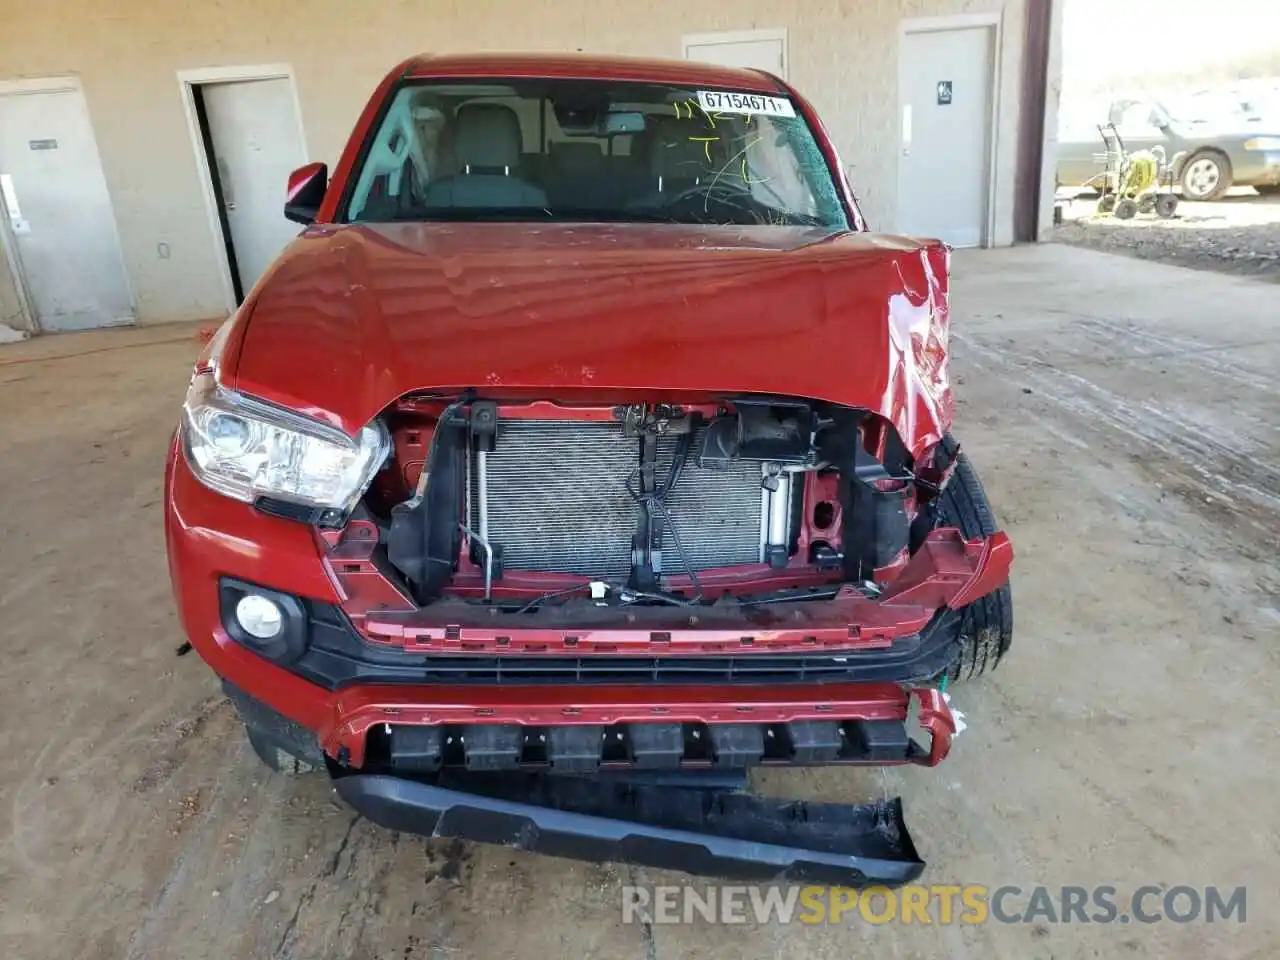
[343,79,848,229]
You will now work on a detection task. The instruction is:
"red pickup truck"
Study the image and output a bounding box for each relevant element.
[165,52,1013,887]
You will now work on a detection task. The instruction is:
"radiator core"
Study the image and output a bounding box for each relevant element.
[470,419,768,580]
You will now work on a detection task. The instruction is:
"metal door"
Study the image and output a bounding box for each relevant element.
[0,83,134,331]
[897,25,996,247]
[201,78,306,294]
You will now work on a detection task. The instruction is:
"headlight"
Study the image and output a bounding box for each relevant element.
[1243,137,1280,151]
[181,373,389,514]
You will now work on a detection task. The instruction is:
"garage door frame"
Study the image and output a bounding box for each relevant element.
[897,12,1003,247]
[176,63,309,315]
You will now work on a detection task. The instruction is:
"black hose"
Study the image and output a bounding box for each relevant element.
[621,432,704,602]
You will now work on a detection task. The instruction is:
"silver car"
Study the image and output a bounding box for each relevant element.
[1057,97,1280,200]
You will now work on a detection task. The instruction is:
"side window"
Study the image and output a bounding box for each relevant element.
[1114,102,1163,139]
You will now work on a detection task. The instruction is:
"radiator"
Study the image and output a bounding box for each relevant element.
[471,419,768,580]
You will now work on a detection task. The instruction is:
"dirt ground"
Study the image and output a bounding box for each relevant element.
[1054,188,1280,281]
[0,244,1277,959]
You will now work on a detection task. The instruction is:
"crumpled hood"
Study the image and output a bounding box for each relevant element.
[229,222,953,458]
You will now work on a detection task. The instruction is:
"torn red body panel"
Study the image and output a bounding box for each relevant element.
[327,527,1011,656]
[225,224,952,462]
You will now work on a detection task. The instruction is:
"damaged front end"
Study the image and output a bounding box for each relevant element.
[178,226,1012,885]
[269,393,1011,886]
[366,392,985,614]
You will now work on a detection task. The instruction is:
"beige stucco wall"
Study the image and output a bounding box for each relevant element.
[0,0,1029,326]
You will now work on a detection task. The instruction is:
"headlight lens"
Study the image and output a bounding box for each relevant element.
[181,374,389,512]
[1243,137,1280,151]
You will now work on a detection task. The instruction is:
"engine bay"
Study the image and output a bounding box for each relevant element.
[357,395,955,614]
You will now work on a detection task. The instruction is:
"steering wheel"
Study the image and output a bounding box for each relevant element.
[659,181,759,220]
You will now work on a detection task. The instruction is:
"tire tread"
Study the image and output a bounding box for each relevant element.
[935,435,1013,682]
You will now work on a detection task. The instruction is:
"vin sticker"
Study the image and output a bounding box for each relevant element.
[695,90,796,118]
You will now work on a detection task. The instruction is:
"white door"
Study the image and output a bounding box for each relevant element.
[683,31,787,78]
[897,25,995,247]
[201,78,306,295]
[0,84,134,331]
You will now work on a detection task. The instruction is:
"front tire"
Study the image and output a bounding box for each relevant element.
[1180,151,1231,201]
[224,682,324,775]
[246,726,319,775]
[934,435,1013,682]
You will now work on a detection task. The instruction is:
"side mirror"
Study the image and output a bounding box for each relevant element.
[284,162,327,225]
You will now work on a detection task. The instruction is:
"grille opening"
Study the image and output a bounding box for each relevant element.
[601,724,631,763]
[520,727,551,764]
[762,724,793,760]
[441,726,467,766]
[683,723,714,763]
[813,501,836,530]
[365,723,392,766]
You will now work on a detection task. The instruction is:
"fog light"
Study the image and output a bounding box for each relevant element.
[235,594,284,640]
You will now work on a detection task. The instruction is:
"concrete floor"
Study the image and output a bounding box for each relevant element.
[0,244,1276,959]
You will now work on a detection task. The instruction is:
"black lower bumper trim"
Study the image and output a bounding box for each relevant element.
[288,605,960,689]
[334,770,924,887]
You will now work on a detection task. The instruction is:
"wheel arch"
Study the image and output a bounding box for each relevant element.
[1175,145,1233,181]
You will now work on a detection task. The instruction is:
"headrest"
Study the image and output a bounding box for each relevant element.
[454,103,523,172]
[647,118,716,181]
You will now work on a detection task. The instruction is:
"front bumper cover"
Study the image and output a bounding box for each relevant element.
[229,680,950,886]
[334,769,925,887]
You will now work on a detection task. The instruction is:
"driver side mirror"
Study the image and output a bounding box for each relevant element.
[284,162,327,225]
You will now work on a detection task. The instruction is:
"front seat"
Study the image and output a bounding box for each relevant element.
[631,117,716,208]
[421,103,548,209]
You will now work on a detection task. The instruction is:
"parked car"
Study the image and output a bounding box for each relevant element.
[1057,97,1280,199]
[165,52,1014,886]
[1177,78,1280,127]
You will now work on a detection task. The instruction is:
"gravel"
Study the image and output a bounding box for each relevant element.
[1052,190,1280,281]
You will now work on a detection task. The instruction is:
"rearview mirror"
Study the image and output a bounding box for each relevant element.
[284,162,327,225]
[602,111,646,135]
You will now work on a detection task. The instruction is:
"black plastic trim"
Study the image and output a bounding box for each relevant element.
[253,496,346,528]
[291,604,960,689]
[333,770,924,887]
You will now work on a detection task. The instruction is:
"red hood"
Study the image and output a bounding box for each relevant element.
[229,222,953,458]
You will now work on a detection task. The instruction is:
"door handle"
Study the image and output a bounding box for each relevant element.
[224,200,237,211]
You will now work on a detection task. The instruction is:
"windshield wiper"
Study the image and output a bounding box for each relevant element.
[360,207,829,228]
[385,207,558,223]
